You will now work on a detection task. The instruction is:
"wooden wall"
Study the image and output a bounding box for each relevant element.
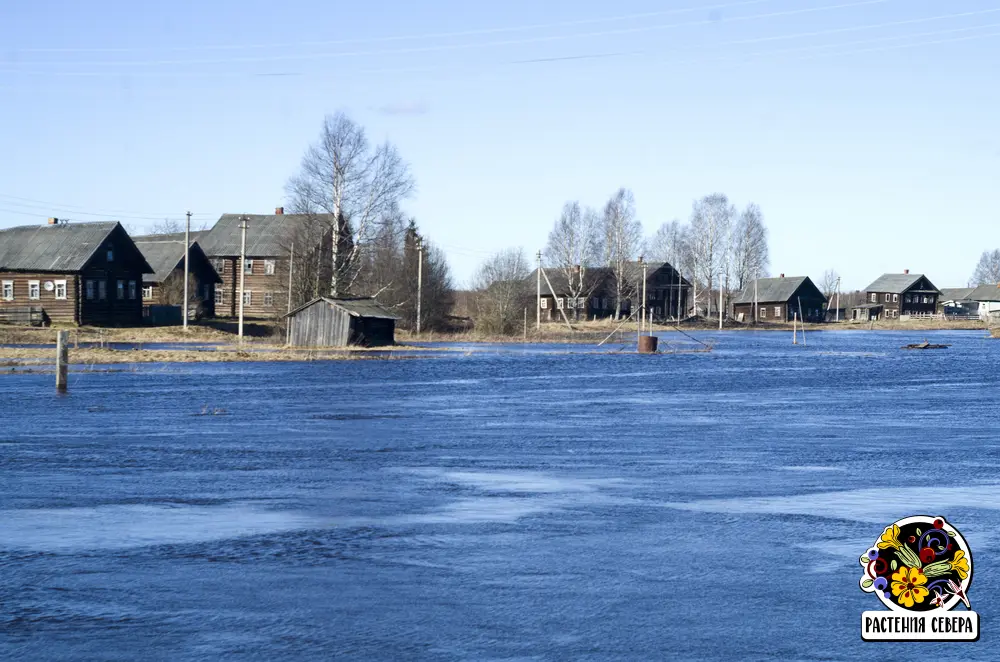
[0,272,80,324]
[215,256,288,319]
[288,301,351,347]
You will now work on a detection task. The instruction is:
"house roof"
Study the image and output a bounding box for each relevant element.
[864,273,939,294]
[938,287,976,303]
[0,221,153,273]
[731,276,825,304]
[967,283,1000,302]
[197,213,333,257]
[131,237,222,284]
[526,261,689,294]
[285,297,400,320]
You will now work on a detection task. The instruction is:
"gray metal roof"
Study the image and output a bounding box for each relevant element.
[197,213,333,258]
[731,276,825,304]
[938,287,976,302]
[285,297,400,320]
[864,273,939,294]
[132,238,221,284]
[527,262,689,294]
[0,221,152,273]
[967,283,1000,302]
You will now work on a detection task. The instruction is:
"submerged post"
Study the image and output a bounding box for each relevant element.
[56,330,68,392]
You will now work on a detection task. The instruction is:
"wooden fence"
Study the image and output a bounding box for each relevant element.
[0,306,47,326]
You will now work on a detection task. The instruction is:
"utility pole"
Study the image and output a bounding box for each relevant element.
[183,210,191,330]
[718,273,724,330]
[835,277,841,323]
[641,257,648,334]
[536,250,542,330]
[754,271,759,324]
[416,237,423,336]
[238,215,248,343]
[286,242,294,345]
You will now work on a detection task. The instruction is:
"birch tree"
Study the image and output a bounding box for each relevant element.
[688,193,734,314]
[286,112,415,296]
[601,188,643,319]
[820,269,840,300]
[646,219,692,319]
[971,249,1000,285]
[471,248,531,335]
[545,201,601,321]
[730,203,769,291]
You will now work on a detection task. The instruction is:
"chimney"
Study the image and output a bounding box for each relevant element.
[904,269,909,275]
[275,207,284,215]
[779,273,784,278]
[47,217,59,225]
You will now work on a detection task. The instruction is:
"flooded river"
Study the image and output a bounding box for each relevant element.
[2,330,998,660]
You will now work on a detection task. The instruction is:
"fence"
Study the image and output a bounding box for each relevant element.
[0,306,47,326]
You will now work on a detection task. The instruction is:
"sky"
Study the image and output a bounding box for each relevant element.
[1,0,999,289]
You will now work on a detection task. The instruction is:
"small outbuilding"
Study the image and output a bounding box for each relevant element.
[285,297,398,347]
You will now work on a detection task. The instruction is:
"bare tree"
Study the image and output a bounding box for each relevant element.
[545,202,601,321]
[688,193,735,315]
[601,188,643,319]
[149,219,184,235]
[971,249,1000,286]
[159,273,205,319]
[471,248,531,335]
[729,203,769,291]
[819,269,840,300]
[285,112,415,296]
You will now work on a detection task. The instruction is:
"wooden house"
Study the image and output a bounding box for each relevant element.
[731,275,827,323]
[133,234,222,320]
[967,283,1000,320]
[855,271,940,320]
[0,219,152,326]
[197,208,333,319]
[936,288,977,316]
[285,297,398,347]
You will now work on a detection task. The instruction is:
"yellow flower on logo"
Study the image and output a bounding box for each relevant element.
[949,551,970,580]
[878,524,902,550]
[891,566,929,608]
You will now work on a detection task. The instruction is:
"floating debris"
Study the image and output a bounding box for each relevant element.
[902,341,950,350]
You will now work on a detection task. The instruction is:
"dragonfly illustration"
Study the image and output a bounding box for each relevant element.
[929,589,947,609]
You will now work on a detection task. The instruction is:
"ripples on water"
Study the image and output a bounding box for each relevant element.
[2,330,999,661]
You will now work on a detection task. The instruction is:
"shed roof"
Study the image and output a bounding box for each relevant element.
[938,287,976,302]
[864,273,939,294]
[0,221,152,273]
[198,213,333,257]
[285,296,400,320]
[967,283,1000,302]
[132,237,221,284]
[731,276,825,304]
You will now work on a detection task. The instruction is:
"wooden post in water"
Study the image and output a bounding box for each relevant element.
[792,313,798,345]
[56,330,68,392]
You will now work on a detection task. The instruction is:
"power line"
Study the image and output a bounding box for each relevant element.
[4,0,894,69]
[0,193,216,221]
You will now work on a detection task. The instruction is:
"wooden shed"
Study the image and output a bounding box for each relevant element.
[285,297,398,347]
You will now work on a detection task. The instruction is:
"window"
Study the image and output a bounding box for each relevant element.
[54,280,67,300]
[264,259,276,275]
[98,280,107,300]
[204,284,212,301]
[870,293,877,303]
[142,286,153,299]
[28,280,40,300]
[263,292,274,306]
[904,294,911,303]
[116,280,125,300]
[85,280,95,300]
[1,280,12,301]
[540,298,548,309]
[774,306,781,317]
[760,307,766,318]
[243,259,254,275]
[556,298,565,310]
[924,295,931,304]
[242,290,252,306]
[215,288,224,304]
[128,280,137,300]
[107,248,114,262]
[214,259,226,273]
[884,293,891,303]
[577,298,586,309]
[893,294,898,302]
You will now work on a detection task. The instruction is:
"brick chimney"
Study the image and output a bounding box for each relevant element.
[275,207,284,215]
[47,217,59,225]
[904,269,909,275]
[779,273,784,278]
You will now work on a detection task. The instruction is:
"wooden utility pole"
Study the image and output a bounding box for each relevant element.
[754,273,759,324]
[416,237,423,336]
[238,215,248,342]
[536,251,542,330]
[523,307,527,341]
[286,242,294,345]
[55,330,68,392]
[641,257,648,334]
[718,275,724,330]
[835,277,841,323]
[183,211,191,330]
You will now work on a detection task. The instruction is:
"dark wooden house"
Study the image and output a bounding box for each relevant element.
[285,297,398,347]
[731,275,827,323]
[855,271,940,320]
[0,219,152,326]
[198,208,333,320]
[133,234,222,320]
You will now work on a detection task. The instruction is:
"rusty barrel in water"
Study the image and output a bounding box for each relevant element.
[638,335,658,354]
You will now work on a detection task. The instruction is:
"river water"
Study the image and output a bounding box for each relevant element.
[1,330,998,661]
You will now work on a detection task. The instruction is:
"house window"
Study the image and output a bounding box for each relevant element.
[243,259,254,275]
[870,293,877,303]
[28,280,40,300]
[884,293,891,303]
[760,307,766,318]
[556,298,565,310]
[116,280,125,300]
[242,290,252,306]
[142,286,153,299]
[85,280,95,300]
[904,294,911,303]
[774,306,781,317]
[98,280,107,300]
[263,292,274,306]
[215,289,224,304]
[128,281,137,300]
[1,280,12,301]
[214,259,226,273]
[540,298,548,310]
[106,247,114,262]
[54,280,67,300]
[204,284,212,301]
[577,298,586,309]
[264,259,276,275]
[893,294,898,302]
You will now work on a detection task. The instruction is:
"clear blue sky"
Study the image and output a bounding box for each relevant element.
[2,0,999,289]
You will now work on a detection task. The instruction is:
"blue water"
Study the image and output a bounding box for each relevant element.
[1,330,998,661]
